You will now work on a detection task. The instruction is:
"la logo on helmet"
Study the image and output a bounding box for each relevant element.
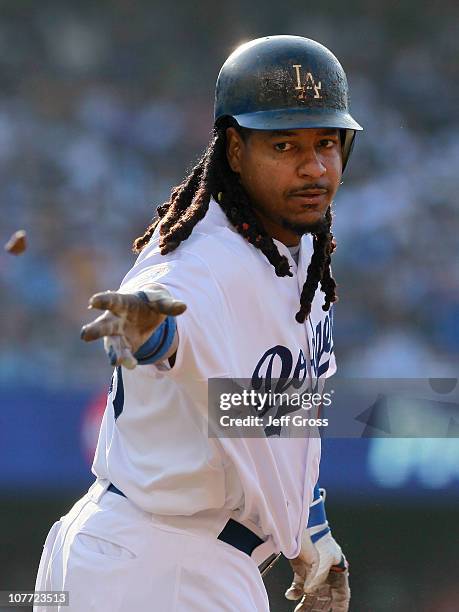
[292,64,322,99]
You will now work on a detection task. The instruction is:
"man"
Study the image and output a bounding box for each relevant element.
[35,35,362,611]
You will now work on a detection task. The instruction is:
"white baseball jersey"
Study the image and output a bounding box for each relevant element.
[92,198,336,560]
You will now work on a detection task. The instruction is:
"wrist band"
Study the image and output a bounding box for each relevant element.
[134,292,177,364]
[134,316,177,364]
[307,484,331,543]
[308,485,327,526]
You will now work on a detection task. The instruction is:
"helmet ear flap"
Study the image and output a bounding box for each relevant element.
[341,129,356,172]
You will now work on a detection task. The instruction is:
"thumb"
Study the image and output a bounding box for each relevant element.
[301,547,321,592]
[141,289,187,317]
[285,545,320,601]
[304,532,343,592]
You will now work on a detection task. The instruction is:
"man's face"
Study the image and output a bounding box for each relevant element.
[226,126,343,246]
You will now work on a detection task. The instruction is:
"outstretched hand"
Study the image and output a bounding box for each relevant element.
[80,286,186,369]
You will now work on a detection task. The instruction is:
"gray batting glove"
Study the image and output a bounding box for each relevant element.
[285,528,350,611]
[293,565,350,612]
[80,285,186,369]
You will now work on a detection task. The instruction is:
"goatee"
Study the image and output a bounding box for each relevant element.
[281,215,328,236]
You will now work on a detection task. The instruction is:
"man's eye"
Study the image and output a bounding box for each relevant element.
[274,142,293,152]
[319,139,338,149]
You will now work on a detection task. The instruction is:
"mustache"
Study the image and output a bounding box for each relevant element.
[288,183,330,195]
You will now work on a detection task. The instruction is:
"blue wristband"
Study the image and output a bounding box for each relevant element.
[307,484,331,543]
[133,291,177,364]
[308,485,327,526]
[134,316,177,364]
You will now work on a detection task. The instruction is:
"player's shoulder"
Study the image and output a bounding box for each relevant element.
[152,201,257,269]
[134,224,235,272]
[121,230,229,293]
[122,200,266,292]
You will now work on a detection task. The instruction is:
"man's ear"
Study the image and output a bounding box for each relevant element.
[226,127,244,173]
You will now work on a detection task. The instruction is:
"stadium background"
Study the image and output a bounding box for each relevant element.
[0,0,458,610]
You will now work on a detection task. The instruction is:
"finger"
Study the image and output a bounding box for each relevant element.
[142,290,187,316]
[302,556,321,592]
[328,570,350,612]
[81,312,124,342]
[120,351,138,370]
[157,297,187,316]
[88,291,137,316]
[285,579,304,601]
[294,584,332,612]
[119,336,138,370]
[286,555,320,602]
[90,290,186,321]
[286,555,310,600]
[103,335,138,370]
[104,335,124,366]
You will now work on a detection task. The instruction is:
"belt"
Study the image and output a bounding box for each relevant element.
[107,483,264,557]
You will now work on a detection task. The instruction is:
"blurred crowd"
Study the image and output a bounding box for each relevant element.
[0,0,458,387]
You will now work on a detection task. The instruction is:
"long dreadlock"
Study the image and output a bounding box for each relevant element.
[133,119,338,323]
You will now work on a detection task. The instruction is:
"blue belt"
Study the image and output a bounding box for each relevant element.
[107,483,264,557]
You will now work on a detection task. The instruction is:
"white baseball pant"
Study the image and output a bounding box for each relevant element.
[34,481,270,612]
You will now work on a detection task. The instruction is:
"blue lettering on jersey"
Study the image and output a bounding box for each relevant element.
[251,307,334,436]
[251,345,307,394]
[309,306,334,378]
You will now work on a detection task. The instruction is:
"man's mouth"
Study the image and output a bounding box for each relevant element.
[290,188,328,197]
[289,189,328,206]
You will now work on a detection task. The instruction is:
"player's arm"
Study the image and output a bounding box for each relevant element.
[80,285,186,369]
[285,484,350,611]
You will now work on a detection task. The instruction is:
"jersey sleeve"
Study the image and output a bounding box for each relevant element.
[119,241,230,381]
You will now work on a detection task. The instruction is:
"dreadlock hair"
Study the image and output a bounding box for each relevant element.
[133,118,338,323]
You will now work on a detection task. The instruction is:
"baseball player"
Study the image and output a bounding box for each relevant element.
[34,35,362,611]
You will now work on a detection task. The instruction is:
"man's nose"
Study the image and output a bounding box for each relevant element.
[297,148,326,178]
